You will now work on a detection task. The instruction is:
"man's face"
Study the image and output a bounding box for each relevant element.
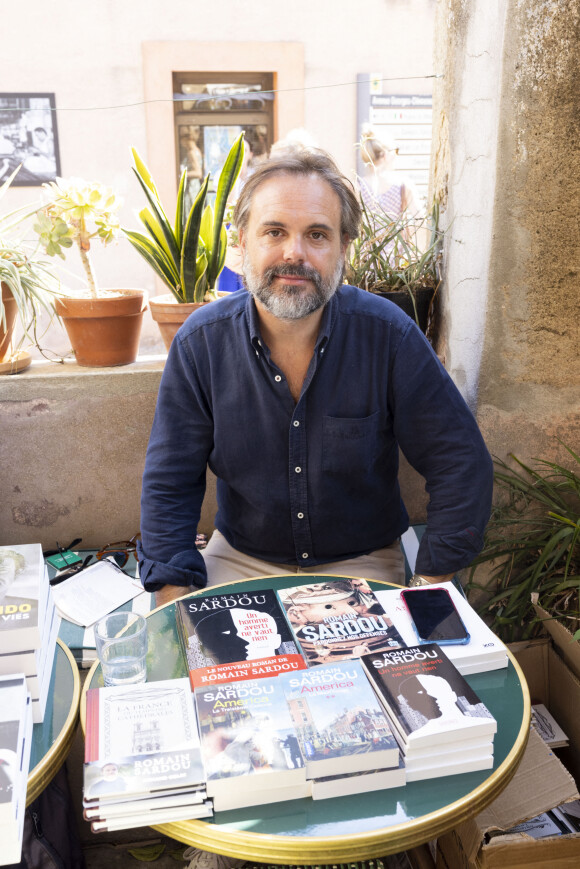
[239,173,347,320]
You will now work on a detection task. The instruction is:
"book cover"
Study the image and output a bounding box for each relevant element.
[277,578,405,665]
[0,545,48,654]
[0,675,28,824]
[311,757,406,800]
[194,676,306,807]
[531,703,569,748]
[279,660,399,778]
[83,677,205,802]
[374,585,508,675]
[176,589,306,689]
[361,644,497,749]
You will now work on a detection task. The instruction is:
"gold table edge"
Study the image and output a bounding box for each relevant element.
[27,638,81,805]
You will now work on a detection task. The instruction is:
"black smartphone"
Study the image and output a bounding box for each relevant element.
[400,587,470,645]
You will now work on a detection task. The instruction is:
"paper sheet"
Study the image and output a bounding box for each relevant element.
[52,559,144,627]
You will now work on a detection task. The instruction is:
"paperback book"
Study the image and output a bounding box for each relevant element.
[194,676,308,811]
[84,677,206,805]
[374,585,508,675]
[0,544,49,654]
[279,660,400,778]
[277,578,405,665]
[176,589,307,689]
[0,676,32,866]
[361,644,497,751]
[311,757,406,800]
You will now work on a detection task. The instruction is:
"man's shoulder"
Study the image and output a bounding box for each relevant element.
[178,291,248,340]
[336,284,414,330]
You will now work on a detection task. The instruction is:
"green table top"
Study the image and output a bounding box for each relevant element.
[28,638,81,803]
[84,575,530,863]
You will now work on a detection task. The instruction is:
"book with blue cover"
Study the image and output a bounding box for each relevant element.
[279,659,400,778]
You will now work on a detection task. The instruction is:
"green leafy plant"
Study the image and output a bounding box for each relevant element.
[466,444,580,643]
[124,133,245,304]
[346,199,443,327]
[33,176,121,298]
[0,166,60,351]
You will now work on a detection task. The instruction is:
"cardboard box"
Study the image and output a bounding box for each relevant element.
[436,636,580,869]
[436,729,579,868]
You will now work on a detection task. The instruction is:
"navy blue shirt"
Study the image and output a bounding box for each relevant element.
[139,286,493,591]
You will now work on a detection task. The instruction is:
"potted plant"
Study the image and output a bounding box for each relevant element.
[0,166,60,373]
[123,133,245,350]
[34,176,148,367]
[346,198,443,336]
[466,443,580,643]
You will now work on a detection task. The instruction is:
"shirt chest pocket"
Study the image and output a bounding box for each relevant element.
[322,412,381,476]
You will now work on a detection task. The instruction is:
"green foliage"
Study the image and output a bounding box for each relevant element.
[125,134,245,304]
[0,166,60,348]
[466,444,580,643]
[33,176,122,298]
[346,197,443,326]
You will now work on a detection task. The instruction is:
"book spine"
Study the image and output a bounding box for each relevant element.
[84,688,100,762]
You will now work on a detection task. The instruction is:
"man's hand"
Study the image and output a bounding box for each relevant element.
[154,584,195,609]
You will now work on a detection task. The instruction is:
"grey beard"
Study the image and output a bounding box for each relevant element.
[243,260,344,320]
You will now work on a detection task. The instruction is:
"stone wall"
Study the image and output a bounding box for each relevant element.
[432,0,580,468]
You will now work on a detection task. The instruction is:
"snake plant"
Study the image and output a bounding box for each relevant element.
[124,133,245,304]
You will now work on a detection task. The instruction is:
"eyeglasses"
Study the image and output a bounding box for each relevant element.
[96,534,141,568]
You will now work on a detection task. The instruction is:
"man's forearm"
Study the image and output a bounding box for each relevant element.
[154,584,196,609]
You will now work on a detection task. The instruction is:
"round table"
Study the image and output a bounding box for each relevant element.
[28,638,81,804]
[82,575,530,863]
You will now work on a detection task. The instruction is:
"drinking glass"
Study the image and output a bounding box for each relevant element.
[94,612,147,687]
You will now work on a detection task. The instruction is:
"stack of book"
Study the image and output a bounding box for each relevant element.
[374,584,508,675]
[278,660,405,799]
[0,674,33,866]
[83,677,212,831]
[194,676,310,811]
[0,543,60,723]
[362,643,497,782]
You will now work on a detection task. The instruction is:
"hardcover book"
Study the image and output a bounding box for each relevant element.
[83,677,205,803]
[279,660,400,778]
[0,544,49,654]
[361,644,497,750]
[176,589,307,689]
[194,676,307,810]
[277,578,405,665]
[374,585,508,675]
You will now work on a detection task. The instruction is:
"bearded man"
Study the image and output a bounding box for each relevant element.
[138,149,493,608]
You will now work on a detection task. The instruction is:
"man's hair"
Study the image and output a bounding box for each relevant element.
[233,148,361,241]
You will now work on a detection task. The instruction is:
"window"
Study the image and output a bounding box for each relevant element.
[173,72,274,209]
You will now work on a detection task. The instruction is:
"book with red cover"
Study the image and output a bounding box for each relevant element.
[176,589,306,689]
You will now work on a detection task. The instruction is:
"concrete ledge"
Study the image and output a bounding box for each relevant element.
[0,356,427,549]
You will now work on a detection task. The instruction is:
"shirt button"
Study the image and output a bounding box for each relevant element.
[293,420,300,427]
[295,466,302,473]
[302,553,309,559]
[297,512,304,519]
[274,375,282,382]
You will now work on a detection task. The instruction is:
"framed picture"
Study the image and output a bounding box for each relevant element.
[0,93,61,186]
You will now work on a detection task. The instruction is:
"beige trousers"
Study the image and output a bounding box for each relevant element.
[201,529,406,588]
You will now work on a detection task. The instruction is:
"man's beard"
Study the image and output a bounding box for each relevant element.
[243,258,344,320]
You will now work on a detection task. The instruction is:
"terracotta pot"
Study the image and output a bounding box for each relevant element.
[0,282,19,362]
[149,294,205,352]
[55,289,148,367]
[373,286,435,333]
